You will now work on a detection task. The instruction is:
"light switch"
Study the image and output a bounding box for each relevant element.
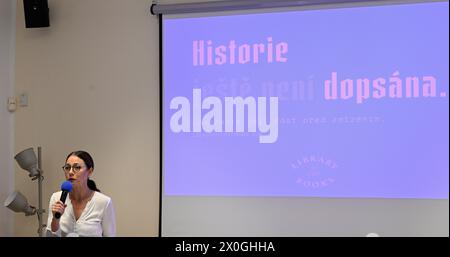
[19,93,28,107]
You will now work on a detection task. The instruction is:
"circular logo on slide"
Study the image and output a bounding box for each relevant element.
[291,155,337,188]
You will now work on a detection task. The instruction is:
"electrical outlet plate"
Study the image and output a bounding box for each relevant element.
[7,97,17,112]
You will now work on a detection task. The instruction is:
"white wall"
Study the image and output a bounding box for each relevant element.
[0,0,16,237]
[14,0,159,236]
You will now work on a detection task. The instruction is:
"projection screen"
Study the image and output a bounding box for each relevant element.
[161,0,449,236]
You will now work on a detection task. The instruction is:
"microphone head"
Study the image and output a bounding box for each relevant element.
[61,181,73,192]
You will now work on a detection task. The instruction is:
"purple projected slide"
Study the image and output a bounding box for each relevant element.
[163,2,449,199]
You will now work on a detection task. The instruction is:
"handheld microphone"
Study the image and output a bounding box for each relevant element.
[54,181,73,219]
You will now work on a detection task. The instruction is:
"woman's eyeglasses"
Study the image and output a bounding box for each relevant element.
[62,164,86,173]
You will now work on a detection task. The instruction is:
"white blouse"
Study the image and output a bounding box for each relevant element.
[46,191,116,237]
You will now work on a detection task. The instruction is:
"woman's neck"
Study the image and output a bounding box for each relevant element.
[70,185,93,202]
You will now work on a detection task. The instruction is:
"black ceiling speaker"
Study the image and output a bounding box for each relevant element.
[23,0,50,28]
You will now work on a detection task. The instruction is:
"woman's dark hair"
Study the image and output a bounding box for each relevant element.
[66,150,100,192]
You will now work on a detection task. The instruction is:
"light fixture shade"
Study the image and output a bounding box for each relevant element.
[14,148,39,177]
[4,191,36,216]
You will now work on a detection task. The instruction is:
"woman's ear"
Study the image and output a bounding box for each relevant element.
[88,168,94,177]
